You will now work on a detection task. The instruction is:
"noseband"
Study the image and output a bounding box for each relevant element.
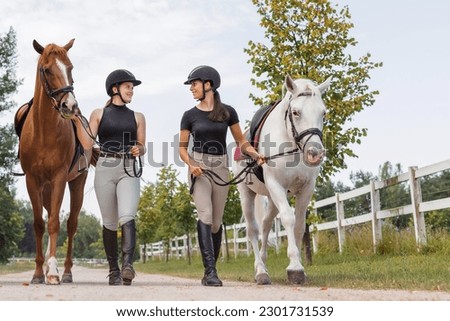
[39,66,74,112]
[284,91,323,151]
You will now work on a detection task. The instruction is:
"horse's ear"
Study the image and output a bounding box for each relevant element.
[33,40,44,54]
[318,76,332,94]
[64,39,75,51]
[284,75,296,93]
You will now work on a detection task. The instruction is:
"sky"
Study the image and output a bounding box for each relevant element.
[1,0,450,220]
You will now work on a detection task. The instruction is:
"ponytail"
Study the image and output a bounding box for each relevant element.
[208,91,230,122]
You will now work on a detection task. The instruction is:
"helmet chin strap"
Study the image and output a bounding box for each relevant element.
[112,86,128,104]
[198,82,213,101]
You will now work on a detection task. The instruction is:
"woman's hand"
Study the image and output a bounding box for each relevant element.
[189,164,204,177]
[130,145,144,157]
[255,154,266,166]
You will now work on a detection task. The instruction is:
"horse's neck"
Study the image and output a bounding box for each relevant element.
[29,91,65,137]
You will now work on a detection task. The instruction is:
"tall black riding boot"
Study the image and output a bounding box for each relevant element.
[121,220,136,286]
[197,220,222,286]
[212,225,223,263]
[103,226,122,285]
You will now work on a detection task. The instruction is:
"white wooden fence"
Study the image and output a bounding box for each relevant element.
[140,158,450,260]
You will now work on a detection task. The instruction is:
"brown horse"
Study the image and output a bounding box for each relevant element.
[17,39,91,284]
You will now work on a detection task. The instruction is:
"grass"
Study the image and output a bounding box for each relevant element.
[0,260,35,274]
[2,226,449,292]
[134,249,450,292]
[135,226,450,292]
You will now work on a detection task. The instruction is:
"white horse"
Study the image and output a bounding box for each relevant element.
[232,75,330,285]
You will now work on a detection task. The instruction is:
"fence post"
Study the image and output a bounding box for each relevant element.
[335,193,345,253]
[370,180,382,253]
[233,223,238,258]
[311,207,319,254]
[409,166,427,247]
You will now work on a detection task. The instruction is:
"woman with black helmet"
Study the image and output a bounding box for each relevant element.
[72,69,146,286]
[179,65,264,287]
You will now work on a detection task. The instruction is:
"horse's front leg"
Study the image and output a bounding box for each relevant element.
[266,178,306,285]
[285,190,315,284]
[25,176,46,284]
[239,186,271,285]
[45,179,66,285]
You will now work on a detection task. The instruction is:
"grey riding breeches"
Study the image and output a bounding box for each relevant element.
[94,156,140,231]
[189,152,230,233]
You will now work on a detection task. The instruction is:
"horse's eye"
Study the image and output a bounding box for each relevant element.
[292,110,300,117]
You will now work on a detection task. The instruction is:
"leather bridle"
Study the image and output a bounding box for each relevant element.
[39,66,75,116]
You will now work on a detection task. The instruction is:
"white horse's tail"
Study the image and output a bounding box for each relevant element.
[254,195,277,247]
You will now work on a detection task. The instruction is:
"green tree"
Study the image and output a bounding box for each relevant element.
[137,182,159,262]
[0,27,23,262]
[173,181,196,264]
[378,161,410,229]
[223,183,242,226]
[138,165,194,262]
[17,200,35,255]
[1,27,22,186]
[57,210,102,259]
[245,0,382,183]
[420,170,450,232]
[0,181,24,262]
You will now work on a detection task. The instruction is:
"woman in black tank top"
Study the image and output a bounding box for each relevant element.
[72,69,146,286]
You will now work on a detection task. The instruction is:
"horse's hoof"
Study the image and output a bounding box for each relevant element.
[31,275,45,284]
[62,273,73,283]
[46,275,61,285]
[287,270,307,285]
[255,273,271,285]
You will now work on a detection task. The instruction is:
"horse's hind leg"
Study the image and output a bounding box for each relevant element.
[259,197,278,263]
[62,172,88,283]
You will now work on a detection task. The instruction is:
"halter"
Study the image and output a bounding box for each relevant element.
[284,90,323,152]
[39,66,75,115]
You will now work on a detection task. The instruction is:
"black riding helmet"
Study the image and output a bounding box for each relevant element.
[184,65,221,91]
[105,69,142,97]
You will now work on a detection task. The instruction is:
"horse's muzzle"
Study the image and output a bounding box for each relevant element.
[59,98,79,119]
[303,142,325,167]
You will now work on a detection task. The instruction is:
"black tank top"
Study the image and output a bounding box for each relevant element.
[98,103,137,153]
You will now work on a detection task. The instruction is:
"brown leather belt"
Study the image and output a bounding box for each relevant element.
[99,152,130,159]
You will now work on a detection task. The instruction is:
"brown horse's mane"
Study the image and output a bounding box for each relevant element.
[38,44,69,64]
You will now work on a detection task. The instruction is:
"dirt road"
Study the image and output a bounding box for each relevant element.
[0,265,449,301]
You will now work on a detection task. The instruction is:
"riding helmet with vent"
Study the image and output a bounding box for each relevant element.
[184,65,221,91]
[105,69,142,96]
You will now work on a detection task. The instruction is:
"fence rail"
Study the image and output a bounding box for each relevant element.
[141,158,450,260]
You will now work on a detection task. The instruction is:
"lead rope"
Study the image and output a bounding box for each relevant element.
[76,114,142,178]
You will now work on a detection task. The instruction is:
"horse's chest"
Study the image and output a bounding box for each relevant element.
[283,168,318,195]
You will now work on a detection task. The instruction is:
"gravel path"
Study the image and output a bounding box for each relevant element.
[0,265,449,301]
